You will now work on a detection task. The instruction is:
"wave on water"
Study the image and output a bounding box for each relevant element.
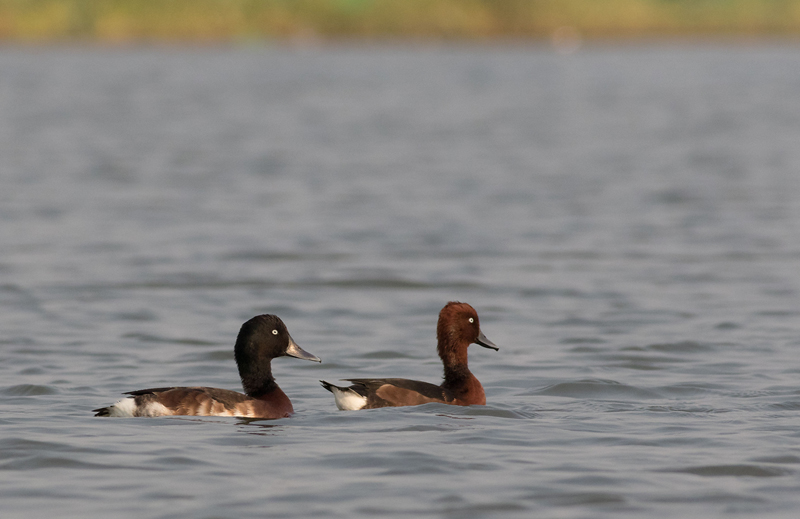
[120,332,217,347]
[665,464,792,478]
[66,277,486,292]
[432,405,538,420]
[530,379,664,400]
[622,341,718,353]
[357,349,416,360]
[1,384,59,396]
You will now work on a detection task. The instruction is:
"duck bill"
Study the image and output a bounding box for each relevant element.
[475,330,499,351]
[285,336,322,363]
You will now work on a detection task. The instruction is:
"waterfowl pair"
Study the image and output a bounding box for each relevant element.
[94,314,320,419]
[94,302,496,418]
[321,301,497,410]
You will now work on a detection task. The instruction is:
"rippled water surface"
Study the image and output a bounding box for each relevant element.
[3,44,800,518]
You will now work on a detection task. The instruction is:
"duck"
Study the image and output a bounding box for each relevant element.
[94,314,320,419]
[320,301,497,410]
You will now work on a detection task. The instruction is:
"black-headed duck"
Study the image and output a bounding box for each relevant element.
[94,314,320,419]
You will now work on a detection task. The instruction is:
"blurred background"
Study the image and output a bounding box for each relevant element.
[1,0,799,43]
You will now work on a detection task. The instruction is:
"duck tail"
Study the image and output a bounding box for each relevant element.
[93,406,111,417]
[319,380,338,393]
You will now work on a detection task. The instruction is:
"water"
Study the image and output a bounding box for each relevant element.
[2,43,800,518]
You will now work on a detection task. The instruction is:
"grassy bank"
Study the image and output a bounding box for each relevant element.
[1,0,799,43]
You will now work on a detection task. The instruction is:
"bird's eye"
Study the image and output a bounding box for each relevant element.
[468,317,474,323]
[272,329,278,335]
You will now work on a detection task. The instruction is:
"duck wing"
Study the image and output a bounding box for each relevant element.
[343,378,453,408]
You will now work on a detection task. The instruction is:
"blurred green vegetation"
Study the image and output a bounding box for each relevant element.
[0,0,799,42]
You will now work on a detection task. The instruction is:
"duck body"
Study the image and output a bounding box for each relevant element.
[94,314,320,419]
[94,386,294,418]
[321,302,497,410]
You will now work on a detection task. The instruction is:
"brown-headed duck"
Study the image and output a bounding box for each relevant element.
[320,301,497,410]
[94,314,320,419]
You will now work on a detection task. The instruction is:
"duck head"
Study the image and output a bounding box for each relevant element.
[235,314,320,397]
[436,302,498,367]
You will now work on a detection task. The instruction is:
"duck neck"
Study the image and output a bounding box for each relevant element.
[442,362,473,390]
[438,331,471,388]
[239,362,278,398]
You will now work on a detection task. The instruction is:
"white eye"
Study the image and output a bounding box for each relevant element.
[468,317,474,323]
[272,329,278,335]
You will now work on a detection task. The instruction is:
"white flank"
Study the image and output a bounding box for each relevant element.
[104,398,174,417]
[331,387,367,411]
[137,401,173,417]
[104,398,137,417]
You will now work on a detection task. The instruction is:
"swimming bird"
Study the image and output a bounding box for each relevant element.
[320,301,497,410]
[94,314,320,419]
